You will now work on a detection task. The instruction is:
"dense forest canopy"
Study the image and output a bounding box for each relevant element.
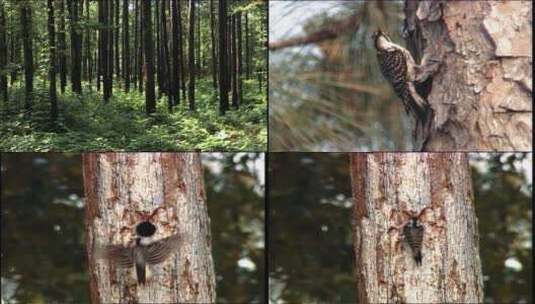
[0,0,267,151]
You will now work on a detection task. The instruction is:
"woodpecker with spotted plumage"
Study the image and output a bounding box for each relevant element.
[372,29,431,139]
[403,217,424,266]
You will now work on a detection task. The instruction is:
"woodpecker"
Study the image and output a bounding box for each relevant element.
[372,29,430,139]
[403,217,424,266]
[97,222,180,285]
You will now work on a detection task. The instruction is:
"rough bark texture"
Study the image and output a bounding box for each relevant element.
[349,153,484,304]
[142,0,155,113]
[83,153,216,304]
[406,1,532,151]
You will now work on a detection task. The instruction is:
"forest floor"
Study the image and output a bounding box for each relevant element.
[0,78,266,151]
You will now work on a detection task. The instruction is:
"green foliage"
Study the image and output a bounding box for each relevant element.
[0,78,266,151]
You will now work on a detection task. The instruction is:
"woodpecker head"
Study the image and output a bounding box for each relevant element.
[408,217,420,228]
[372,29,396,51]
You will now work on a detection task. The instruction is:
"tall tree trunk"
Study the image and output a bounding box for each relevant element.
[83,153,216,303]
[218,0,228,115]
[133,0,138,89]
[69,0,82,94]
[122,0,129,92]
[142,0,155,114]
[108,0,114,96]
[209,0,217,89]
[230,15,237,109]
[0,0,7,103]
[349,153,484,303]
[48,0,58,123]
[155,0,161,97]
[236,11,242,106]
[402,1,532,151]
[20,4,33,117]
[97,0,103,92]
[114,0,119,79]
[84,0,91,86]
[161,0,170,109]
[170,0,180,108]
[103,0,111,102]
[58,0,67,93]
[245,12,249,79]
[177,0,186,100]
[196,6,200,72]
[187,0,195,111]
[9,12,19,86]
[138,0,144,93]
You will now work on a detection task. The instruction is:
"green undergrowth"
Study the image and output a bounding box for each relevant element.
[0,78,267,151]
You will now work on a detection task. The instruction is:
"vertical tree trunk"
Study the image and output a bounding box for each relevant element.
[108,0,114,95]
[20,4,33,117]
[69,0,82,94]
[97,0,103,92]
[218,0,228,115]
[83,153,216,303]
[58,0,67,93]
[187,0,195,111]
[133,0,138,89]
[138,0,144,93]
[0,0,7,103]
[209,0,217,89]
[114,0,120,79]
[349,153,484,303]
[403,1,532,151]
[122,0,129,92]
[9,12,19,86]
[48,0,58,123]
[236,11,242,106]
[84,0,91,86]
[230,14,237,109]
[155,0,161,97]
[177,0,186,100]
[103,0,111,102]
[196,6,201,72]
[161,0,170,110]
[170,0,180,108]
[142,0,155,114]
[244,12,249,79]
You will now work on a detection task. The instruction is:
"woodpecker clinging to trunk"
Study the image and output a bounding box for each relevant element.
[372,29,431,140]
[403,217,424,266]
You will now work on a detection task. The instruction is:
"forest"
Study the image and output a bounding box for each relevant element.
[0,0,267,151]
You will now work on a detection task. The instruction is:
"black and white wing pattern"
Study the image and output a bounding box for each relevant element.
[144,233,181,265]
[96,244,134,268]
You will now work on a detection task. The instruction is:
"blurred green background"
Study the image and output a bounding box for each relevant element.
[1,153,265,303]
[268,153,532,303]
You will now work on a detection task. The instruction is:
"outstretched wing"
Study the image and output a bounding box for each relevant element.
[144,233,181,265]
[96,244,134,268]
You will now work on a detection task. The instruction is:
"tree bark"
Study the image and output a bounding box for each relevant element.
[237,11,242,106]
[58,0,67,93]
[209,0,217,89]
[231,14,237,109]
[171,0,180,107]
[83,153,216,303]
[0,0,7,103]
[20,3,33,117]
[122,0,129,92]
[405,1,532,151]
[349,153,484,304]
[187,0,195,111]
[177,0,186,100]
[142,0,155,114]
[48,0,58,123]
[218,0,228,115]
[114,0,119,79]
[69,0,82,94]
